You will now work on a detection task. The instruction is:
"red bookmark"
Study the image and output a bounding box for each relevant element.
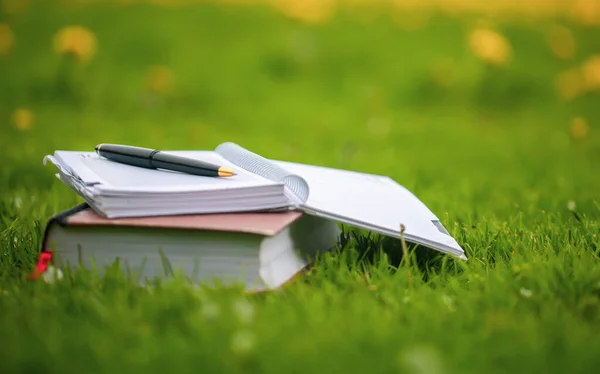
[28,251,53,280]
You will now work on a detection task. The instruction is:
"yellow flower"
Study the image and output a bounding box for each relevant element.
[569,117,589,140]
[546,25,576,60]
[271,0,336,24]
[581,54,600,92]
[11,108,34,131]
[0,23,14,56]
[53,25,97,64]
[555,68,584,101]
[468,26,511,66]
[146,65,175,95]
[572,0,600,26]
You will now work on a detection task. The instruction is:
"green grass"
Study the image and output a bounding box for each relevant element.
[1,1,600,373]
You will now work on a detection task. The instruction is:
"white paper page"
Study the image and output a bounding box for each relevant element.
[271,160,465,258]
[53,151,279,193]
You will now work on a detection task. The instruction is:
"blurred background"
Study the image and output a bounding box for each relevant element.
[1,0,599,221]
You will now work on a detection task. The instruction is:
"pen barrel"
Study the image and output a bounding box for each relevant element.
[150,152,220,177]
[97,144,156,169]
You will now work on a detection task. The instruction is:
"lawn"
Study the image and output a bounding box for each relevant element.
[1,1,600,373]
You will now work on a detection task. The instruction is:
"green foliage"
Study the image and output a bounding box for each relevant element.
[1,2,600,373]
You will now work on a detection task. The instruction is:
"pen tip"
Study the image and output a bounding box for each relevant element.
[218,168,236,177]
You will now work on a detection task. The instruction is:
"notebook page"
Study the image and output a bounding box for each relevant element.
[53,150,279,193]
[270,160,465,257]
[215,142,309,204]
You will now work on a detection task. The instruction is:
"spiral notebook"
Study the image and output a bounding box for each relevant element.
[43,142,467,260]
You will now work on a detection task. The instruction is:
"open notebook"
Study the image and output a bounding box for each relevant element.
[44,142,467,260]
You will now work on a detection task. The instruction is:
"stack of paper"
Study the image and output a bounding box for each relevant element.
[43,142,467,261]
[44,149,293,218]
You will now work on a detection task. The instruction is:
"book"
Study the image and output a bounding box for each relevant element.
[32,203,342,291]
[44,142,467,260]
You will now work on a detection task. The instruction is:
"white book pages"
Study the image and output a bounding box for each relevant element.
[55,151,279,193]
[271,160,466,260]
[44,148,294,218]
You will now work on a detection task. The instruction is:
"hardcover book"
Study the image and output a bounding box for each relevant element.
[32,203,342,291]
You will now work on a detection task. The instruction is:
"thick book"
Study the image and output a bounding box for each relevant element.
[31,204,342,291]
[44,142,467,260]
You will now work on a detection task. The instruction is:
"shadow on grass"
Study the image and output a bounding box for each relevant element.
[297,225,467,290]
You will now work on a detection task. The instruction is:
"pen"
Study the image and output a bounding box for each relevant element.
[94,144,236,178]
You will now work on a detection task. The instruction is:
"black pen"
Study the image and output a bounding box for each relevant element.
[95,144,236,178]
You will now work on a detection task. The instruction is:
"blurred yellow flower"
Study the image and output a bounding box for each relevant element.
[11,108,34,131]
[1,0,29,15]
[569,117,589,140]
[0,23,14,56]
[572,0,600,26]
[546,25,576,60]
[468,26,511,66]
[581,54,600,92]
[146,65,175,95]
[53,25,97,64]
[271,0,336,24]
[555,68,584,101]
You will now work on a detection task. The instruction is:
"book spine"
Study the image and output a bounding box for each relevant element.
[215,142,309,204]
